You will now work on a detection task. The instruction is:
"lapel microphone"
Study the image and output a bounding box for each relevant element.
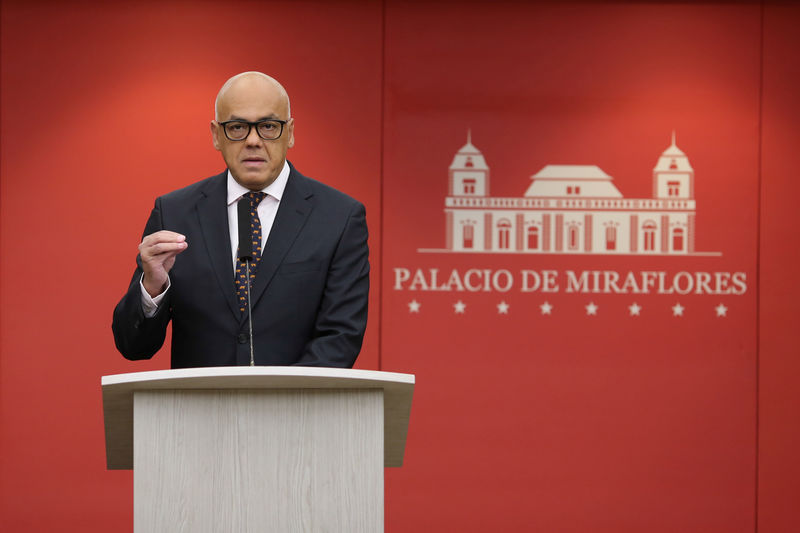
[237,197,256,366]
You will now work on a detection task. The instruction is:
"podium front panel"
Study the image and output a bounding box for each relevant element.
[133,388,383,533]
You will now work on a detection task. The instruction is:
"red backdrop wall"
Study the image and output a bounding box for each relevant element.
[758,3,800,532]
[1,1,797,532]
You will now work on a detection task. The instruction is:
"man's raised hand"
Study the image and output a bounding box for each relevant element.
[139,231,188,297]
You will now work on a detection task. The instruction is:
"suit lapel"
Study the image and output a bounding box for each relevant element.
[250,167,313,309]
[195,171,241,319]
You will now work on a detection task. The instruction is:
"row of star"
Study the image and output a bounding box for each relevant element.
[406,300,729,317]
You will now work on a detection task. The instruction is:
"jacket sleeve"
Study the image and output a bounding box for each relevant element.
[111,198,173,360]
[294,201,370,368]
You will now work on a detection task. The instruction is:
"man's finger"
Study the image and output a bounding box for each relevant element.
[142,241,188,257]
[141,231,186,246]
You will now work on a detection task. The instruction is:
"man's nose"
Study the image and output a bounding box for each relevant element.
[244,125,262,145]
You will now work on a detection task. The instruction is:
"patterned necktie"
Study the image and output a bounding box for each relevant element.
[235,192,267,313]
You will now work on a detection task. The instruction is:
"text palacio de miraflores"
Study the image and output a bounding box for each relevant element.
[393,268,747,296]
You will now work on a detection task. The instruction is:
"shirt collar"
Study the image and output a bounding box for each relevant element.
[226,159,290,206]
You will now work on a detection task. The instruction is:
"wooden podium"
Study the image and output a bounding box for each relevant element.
[102,367,414,532]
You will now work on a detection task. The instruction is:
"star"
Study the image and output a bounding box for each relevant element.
[585,302,598,315]
[408,300,421,313]
[715,303,728,317]
[454,300,466,314]
[672,303,685,316]
[629,302,641,316]
[540,301,553,315]
[497,301,510,314]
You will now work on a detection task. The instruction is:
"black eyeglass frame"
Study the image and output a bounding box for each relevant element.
[218,119,289,141]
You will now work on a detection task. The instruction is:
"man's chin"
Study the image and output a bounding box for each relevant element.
[232,170,276,191]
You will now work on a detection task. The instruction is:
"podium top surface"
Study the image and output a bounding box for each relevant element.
[102,366,414,469]
[102,365,414,389]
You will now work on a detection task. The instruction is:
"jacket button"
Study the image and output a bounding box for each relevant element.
[237,333,248,344]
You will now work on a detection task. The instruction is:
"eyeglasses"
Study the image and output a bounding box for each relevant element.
[219,119,288,141]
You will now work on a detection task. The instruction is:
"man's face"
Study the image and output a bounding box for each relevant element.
[210,77,295,190]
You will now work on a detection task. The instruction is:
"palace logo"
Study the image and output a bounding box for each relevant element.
[420,131,715,257]
[391,132,748,318]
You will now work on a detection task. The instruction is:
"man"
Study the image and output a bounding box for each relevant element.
[112,72,369,368]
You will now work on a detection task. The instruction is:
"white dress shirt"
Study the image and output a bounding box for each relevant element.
[140,161,291,316]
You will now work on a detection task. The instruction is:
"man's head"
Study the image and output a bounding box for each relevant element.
[210,72,295,190]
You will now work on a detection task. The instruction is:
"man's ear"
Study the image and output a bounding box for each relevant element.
[210,120,222,151]
[286,118,295,149]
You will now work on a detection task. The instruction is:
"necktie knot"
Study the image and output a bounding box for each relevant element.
[245,191,267,207]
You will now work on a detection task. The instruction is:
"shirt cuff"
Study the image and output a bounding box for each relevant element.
[140,274,170,318]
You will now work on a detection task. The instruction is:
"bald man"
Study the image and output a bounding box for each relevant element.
[112,72,369,368]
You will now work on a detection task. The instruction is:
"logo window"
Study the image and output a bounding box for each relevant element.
[463,179,476,194]
[497,219,512,249]
[668,181,680,197]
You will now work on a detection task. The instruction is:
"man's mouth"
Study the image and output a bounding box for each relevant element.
[242,157,267,166]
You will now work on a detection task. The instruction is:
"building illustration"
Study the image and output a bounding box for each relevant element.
[434,132,699,255]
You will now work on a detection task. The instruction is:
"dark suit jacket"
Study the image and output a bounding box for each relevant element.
[112,162,369,368]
